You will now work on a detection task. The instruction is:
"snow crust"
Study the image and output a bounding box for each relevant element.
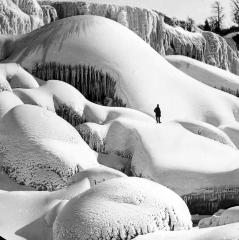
[53,177,192,240]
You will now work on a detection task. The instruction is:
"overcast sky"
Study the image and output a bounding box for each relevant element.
[94,0,234,27]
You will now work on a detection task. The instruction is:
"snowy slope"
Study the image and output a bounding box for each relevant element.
[166,55,239,92]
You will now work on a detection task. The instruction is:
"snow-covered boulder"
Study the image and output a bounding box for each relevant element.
[53,177,192,240]
[0,104,98,190]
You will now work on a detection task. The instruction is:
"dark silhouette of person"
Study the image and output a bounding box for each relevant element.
[154,104,161,123]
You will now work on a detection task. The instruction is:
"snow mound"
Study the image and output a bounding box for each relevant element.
[53,177,192,240]
[0,63,39,89]
[133,222,239,240]
[36,0,239,74]
[166,55,239,92]
[0,104,98,190]
[199,207,239,228]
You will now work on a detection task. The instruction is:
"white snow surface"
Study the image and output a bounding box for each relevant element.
[3,15,239,124]
[166,55,239,92]
[53,177,192,240]
[0,104,98,190]
[199,207,239,228]
[6,74,239,195]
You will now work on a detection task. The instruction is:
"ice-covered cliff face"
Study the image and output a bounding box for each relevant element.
[36,0,239,75]
[0,0,44,35]
[41,4,57,24]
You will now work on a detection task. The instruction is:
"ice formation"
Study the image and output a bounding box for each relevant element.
[53,177,192,240]
[0,0,44,35]
[0,104,98,190]
[41,4,58,24]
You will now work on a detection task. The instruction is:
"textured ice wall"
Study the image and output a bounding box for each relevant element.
[0,0,44,35]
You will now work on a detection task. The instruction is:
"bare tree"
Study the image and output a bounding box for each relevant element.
[212,1,224,32]
[232,0,239,26]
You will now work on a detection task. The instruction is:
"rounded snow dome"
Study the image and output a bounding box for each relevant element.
[53,177,192,240]
[0,104,97,190]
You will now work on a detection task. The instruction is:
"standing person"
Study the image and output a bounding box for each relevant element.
[154,104,161,123]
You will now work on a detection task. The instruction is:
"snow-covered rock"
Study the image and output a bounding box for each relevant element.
[0,0,44,35]
[0,104,98,190]
[53,177,192,240]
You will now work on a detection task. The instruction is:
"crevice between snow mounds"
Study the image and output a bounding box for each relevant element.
[183,186,239,215]
[32,62,126,107]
